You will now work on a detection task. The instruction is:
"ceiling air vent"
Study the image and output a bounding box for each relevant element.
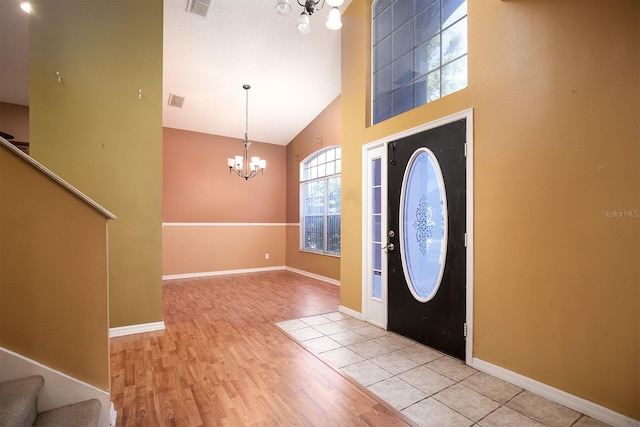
[186,0,213,18]
[168,94,185,108]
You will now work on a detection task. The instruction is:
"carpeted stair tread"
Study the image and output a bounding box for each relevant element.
[33,398,101,427]
[0,375,44,427]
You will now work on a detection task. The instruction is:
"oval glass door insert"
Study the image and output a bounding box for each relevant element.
[399,147,448,302]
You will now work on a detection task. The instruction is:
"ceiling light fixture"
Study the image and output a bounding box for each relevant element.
[275,0,344,34]
[20,2,32,14]
[227,84,266,181]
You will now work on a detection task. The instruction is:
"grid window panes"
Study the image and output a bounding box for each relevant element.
[301,147,341,256]
[372,158,382,299]
[372,0,467,124]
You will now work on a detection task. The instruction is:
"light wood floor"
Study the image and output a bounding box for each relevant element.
[110,271,415,426]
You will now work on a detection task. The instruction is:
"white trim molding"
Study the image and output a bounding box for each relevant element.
[0,137,116,220]
[163,266,340,287]
[162,222,287,227]
[109,321,166,337]
[361,109,475,364]
[285,267,340,286]
[472,358,640,427]
[0,347,113,427]
[163,266,286,281]
[338,305,363,320]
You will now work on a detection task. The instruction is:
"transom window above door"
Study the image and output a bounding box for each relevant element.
[372,0,468,124]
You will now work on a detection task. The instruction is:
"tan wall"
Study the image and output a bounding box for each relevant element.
[0,102,29,142]
[163,225,286,275]
[341,0,639,419]
[285,97,342,281]
[28,0,163,328]
[163,127,287,275]
[0,146,110,389]
[163,127,285,223]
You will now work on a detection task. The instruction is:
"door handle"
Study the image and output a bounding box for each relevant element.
[383,243,395,251]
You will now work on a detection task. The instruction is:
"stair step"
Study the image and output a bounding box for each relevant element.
[33,399,101,427]
[0,375,45,427]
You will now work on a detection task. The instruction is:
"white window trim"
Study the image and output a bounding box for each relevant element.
[299,146,342,256]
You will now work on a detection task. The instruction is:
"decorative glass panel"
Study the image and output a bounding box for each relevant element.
[400,148,447,302]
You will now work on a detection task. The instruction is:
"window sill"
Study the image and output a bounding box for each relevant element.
[299,249,341,259]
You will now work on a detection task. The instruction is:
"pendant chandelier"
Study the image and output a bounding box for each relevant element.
[275,0,344,34]
[226,84,266,180]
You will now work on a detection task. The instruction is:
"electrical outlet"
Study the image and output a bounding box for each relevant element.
[265,253,270,260]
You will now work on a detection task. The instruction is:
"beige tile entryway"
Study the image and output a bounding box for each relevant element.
[276,312,609,427]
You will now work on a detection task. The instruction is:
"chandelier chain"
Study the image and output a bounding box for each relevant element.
[244,84,250,142]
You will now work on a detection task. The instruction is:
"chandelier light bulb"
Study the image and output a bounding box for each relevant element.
[275,0,292,15]
[326,0,344,7]
[297,11,311,35]
[326,7,342,30]
[276,0,344,34]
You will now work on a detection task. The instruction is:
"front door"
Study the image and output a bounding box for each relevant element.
[387,119,466,360]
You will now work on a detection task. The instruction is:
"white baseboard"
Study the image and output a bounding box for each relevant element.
[109,321,166,337]
[162,266,341,287]
[0,347,113,427]
[285,266,340,286]
[338,305,363,320]
[162,266,286,281]
[472,358,640,427]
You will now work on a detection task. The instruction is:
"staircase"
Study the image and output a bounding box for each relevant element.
[0,376,101,427]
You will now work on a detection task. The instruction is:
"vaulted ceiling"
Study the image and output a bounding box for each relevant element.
[0,0,350,145]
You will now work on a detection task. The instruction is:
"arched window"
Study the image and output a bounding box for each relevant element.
[372,0,468,124]
[300,146,341,256]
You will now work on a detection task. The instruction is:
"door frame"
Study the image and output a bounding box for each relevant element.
[361,144,388,329]
[361,108,474,365]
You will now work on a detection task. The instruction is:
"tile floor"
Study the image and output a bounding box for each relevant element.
[276,312,610,427]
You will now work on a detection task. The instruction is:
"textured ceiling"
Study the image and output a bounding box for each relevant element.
[0,0,350,146]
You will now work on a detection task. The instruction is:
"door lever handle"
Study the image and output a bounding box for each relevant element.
[383,243,395,251]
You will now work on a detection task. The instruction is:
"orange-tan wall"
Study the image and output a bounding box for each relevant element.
[341,0,639,420]
[0,102,29,142]
[162,127,286,275]
[28,0,163,328]
[0,145,110,389]
[285,97,341,281]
